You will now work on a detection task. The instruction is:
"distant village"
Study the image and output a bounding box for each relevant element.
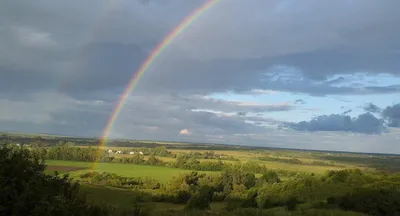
[108,149,143,155]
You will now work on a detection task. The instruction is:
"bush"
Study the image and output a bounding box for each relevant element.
[146,155,164,166]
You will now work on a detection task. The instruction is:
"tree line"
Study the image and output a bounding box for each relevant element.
[257,155,343,168]
[23,143,301,175]
[75,165,400,215]
[0,134,260,151]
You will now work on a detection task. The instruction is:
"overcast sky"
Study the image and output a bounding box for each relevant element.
[1,0,400,153]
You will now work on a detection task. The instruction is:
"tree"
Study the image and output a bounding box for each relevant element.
[328,187,400,215]
[261,170,281,184]
[0,146,106,216]
[147,155,161,165]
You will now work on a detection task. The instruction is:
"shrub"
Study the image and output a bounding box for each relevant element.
[185,186,212,210]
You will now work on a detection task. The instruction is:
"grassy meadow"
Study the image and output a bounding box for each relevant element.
[46,160,217,183]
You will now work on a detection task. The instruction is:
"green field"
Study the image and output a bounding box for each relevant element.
[46,160,217,183]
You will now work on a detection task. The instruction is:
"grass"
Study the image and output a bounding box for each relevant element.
[44,165,86,175]
[80,185,187,215]
[80,184,227,212]
[255,160,342,173]
[80,184,143,208]
[195,158,345,174]
[45,160,217,183]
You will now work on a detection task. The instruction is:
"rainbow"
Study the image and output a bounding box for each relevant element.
[92,0,221,169]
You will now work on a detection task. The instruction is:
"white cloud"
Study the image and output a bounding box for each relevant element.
[179,128,190,135]
[248,89,277,95]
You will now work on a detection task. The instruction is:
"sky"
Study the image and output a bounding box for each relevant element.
[1,0,400,153]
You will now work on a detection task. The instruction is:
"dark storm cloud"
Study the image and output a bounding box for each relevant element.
[171,0,400,83]
[285,103,400,133]
[59,42,146,94]
[286,113,385,134]
[136,56,400,96]
[0,91,110,137]
[363,103,382,113]
[294,99,306,104]
[364,86,400,94]
[382,103,400,127]
[0,0,198,96]
[2,42,400,98]
[1,0,400,97]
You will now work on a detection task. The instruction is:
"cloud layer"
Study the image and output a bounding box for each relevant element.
[1,0,400,153]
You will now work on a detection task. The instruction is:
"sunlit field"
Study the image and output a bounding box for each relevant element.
[46,160,217,183]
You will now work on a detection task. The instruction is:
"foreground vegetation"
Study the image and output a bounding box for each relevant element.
[2,133,400,215]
